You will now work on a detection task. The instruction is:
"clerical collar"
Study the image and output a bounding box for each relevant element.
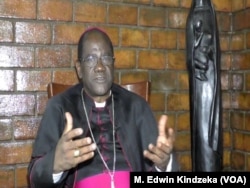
[95,101,106,108]
[94,90,112,108]
[82,89,112,108]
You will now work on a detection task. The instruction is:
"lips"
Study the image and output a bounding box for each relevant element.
[94,76,106,83]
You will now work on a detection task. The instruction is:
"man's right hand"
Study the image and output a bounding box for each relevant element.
[53,112,96,173]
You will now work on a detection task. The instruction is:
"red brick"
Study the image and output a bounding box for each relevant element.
[168,10,188,29]
[36,46,71,68]
[180,0,192,8]
[177,152,192,171]
[109,5,137,25]
[213,0,232,12]
[231,112,244,130]
[15,22,51,44]
[233,132,250,152]
[53,70,79,85]
[233,10,250,30]
[0,168,14,188]
[123,0,150,4]
[232,0,244,12]
[53,24,85,44]
[0,95,35,116]
[36,94,48,115]
[167,93,189,111]
[176,112,190,131]
[178,72,189,90]
[223,150,231,168]
[120,72,149,84]
[222,93,231,109]
[0,46,34,68]
[150,92,165,111]
[221,54,231,70]
[154,0,179,7]
[231,33,245,51]
[246,32,250,49]
[0,20,13,42]
[167,51,186,70]
[139,7,166,27]
[74,2,106,23]
[223,131,232,148]
[0,0,36,19]
[16,166,28,187]
[151,71,177,90]
[232,73,243,90]
[217,13,231,32]
[121,28,149,47]
[0,119,12,141]
[232,53,250,70]
[16,71,51,91]
[220,34,230,51]
[151,30,177,49]
[13,118,41,140]
[38,0,72,21]
[0,142,33,164]
[138,50,165,69]
[177,30,186,49]
[114,49,136,69]
[175,132,191,151]
[221,72,229,90]
[0,70,14,91]
[231,151,245,170]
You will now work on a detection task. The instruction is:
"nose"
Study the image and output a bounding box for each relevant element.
[94,58,106,72]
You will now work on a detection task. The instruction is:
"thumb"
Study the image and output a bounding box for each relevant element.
[63,112,73,135]
[158,115,168,137]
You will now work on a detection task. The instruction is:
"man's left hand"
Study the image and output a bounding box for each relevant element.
[143,115,175,171]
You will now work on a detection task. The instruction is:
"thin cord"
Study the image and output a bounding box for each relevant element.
[81,88,116,186]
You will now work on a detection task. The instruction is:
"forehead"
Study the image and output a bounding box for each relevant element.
[84,31,110,45]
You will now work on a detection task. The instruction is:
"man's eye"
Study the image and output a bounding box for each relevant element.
[85,56,96,62]
[102,56,112,63]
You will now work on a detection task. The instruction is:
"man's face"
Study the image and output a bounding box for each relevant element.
[79,32,114,98]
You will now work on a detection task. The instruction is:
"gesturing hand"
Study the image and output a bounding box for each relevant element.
[143,115,175,171]
[53,112,96,173]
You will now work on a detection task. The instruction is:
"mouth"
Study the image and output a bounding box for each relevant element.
[94,76,106,83]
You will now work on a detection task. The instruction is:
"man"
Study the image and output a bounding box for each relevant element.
[28,27,178,188]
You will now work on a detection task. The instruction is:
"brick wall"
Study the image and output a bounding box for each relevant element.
[0,0,250,187]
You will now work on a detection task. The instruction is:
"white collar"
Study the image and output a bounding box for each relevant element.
[94,101,106,108]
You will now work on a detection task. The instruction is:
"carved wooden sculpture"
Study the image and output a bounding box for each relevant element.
[186,0,222,171]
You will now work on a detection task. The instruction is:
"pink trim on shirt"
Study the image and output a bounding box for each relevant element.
[75,171,130,188]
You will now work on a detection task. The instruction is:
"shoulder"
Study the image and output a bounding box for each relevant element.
[46,83,82,107]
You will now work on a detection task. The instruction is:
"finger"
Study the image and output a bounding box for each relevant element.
[63,112,73,135]
[63,113,83,142]
[73,137,93,148]
[143,148,162,164]
[75,151,95,164]
[158,115,168,137]
[167,127,175,142]
[77,142,96,156]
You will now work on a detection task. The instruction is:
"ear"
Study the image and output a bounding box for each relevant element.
[75,61,82,81]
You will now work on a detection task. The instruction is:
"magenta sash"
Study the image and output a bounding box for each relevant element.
[74,171,130,188]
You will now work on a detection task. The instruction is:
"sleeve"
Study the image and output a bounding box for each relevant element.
[28,99,68,188]
[155,154,173,172]
[137,100,180,172]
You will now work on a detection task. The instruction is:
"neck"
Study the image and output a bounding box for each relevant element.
[85,90,111,103]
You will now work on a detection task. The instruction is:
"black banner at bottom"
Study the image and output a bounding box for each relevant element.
[130,172,250,187]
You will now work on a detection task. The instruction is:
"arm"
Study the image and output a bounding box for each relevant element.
[28,100,95,187]
[144,115,179,172]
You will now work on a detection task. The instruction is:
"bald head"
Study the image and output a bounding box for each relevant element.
[78,28,114,61]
